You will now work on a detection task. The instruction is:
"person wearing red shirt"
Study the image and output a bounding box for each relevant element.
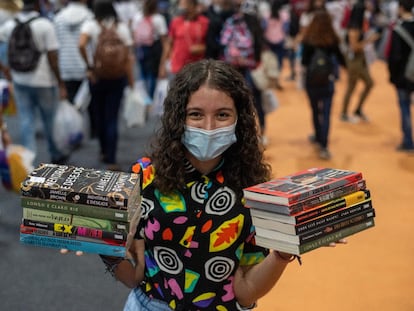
[159,0,209,77]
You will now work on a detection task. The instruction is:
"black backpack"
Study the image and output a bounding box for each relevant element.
[306,48,333,87]
[8,17,41,72]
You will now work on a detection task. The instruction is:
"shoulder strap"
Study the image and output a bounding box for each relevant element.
[394,24,414,50]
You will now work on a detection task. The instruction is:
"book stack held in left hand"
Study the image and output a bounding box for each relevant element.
[19,163,141,257]
[243,167,376,256]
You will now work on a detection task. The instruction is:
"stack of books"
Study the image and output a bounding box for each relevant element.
[243,168,375,256]
[19,163,141,257]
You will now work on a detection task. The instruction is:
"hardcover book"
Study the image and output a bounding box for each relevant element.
[252,198,372,235]
[22,208,129,233]
[21,196,130,222]
[20,164,141,221]
[22,219,127,242]
[243,168,363,207]
[20,232,126,257]
[250,189,371,226]
[254,218,375,255]
[255,208,375,245]
[246,179,366,215]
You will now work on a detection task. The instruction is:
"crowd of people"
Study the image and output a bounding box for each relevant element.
[0,0,413,169]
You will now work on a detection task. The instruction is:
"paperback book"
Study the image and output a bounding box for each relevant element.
[22,207,129,233]
[255,208,375,245]
[254,218,375,255]
[252,199,372,235]
[246,179,366,216]
[243,168,363,207]
[20,232,126,257]
[250,189,371,227]
[20,164,141,221]
[21,196,130,222]
[22,219,127,242]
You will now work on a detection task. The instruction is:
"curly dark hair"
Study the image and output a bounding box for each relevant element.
[150,59,272,194]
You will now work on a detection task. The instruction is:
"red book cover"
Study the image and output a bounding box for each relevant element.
[243,168,363,206]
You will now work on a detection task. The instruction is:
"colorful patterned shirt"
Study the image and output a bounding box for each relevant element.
[132,157,268,310]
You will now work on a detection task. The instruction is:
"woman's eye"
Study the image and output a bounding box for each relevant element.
[187,111,202,118]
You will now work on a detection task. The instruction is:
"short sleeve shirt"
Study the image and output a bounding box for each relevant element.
[132,157,268,310]
[168,15,209,74]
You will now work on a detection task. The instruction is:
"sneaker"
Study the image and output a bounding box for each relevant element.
[319,148,331,160]
[308,134,317,144]
[396,144,414,153]
[354,112,369,122]
[340,114,358,124]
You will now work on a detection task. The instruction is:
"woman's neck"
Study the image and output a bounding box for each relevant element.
[185,152,221,175]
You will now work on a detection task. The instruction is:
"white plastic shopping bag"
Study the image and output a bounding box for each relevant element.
[73,79,91,111]
[123,86,146,128]
[53,99,86,155]
[151,78,169,117]
[262,89,279,114]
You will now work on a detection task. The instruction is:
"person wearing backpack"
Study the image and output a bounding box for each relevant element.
[0,0,69,165]
[131,0,168,99]
[220,0,267,145]
[79,0,134,171]
[387,0,414,152]
[301,10,346,160]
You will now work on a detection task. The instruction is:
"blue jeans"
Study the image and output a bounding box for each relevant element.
[267,41,285,71]
[123,287,172,311]
[396,88,413,148]
[89,77,126,164]
[305,82,334,149]
[12,82,63,161]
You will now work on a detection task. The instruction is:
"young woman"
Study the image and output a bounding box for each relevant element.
[107,59,300,310]
[301,10,346,160]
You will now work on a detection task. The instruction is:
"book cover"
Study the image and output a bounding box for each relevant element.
[252,198,372,235]
[255,208,375,245]
[22,219,127,242]
[20,232,126,257]
[23,208,129,233]
[246,179,367,216]
[254,218,375,255]
[250,189,371,226]
[21,196,130,222]
[20,164,141,218]
[243,168,363,206]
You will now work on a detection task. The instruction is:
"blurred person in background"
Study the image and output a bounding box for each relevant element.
[387,0,414,152]
[301,10,346,160]
[54,0,93,103]
[158,0,209,78]
[0,0,68,164]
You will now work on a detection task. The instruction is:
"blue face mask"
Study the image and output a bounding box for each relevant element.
[182,122,237,161]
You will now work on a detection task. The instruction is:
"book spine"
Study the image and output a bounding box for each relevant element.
[20,224,126,246]
[290,179,366,214]
[21,186,129,210]
[20,232,126,257]
[299,208,375,244]
[295,199,372,234]
[22,208,129,233]
[288,171,363,205]
[299,218,375,254]
[22,219,127,242]
[21,197,129,222]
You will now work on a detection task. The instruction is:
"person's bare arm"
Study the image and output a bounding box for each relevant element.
[47,50,67,99]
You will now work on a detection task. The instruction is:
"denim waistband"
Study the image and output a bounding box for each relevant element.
[123,287,172,311]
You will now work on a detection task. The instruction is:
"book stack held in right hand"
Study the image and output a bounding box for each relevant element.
[19,163,142,257]
[243,168,375,255]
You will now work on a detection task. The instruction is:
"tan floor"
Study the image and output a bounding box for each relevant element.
[256,61,414,311]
